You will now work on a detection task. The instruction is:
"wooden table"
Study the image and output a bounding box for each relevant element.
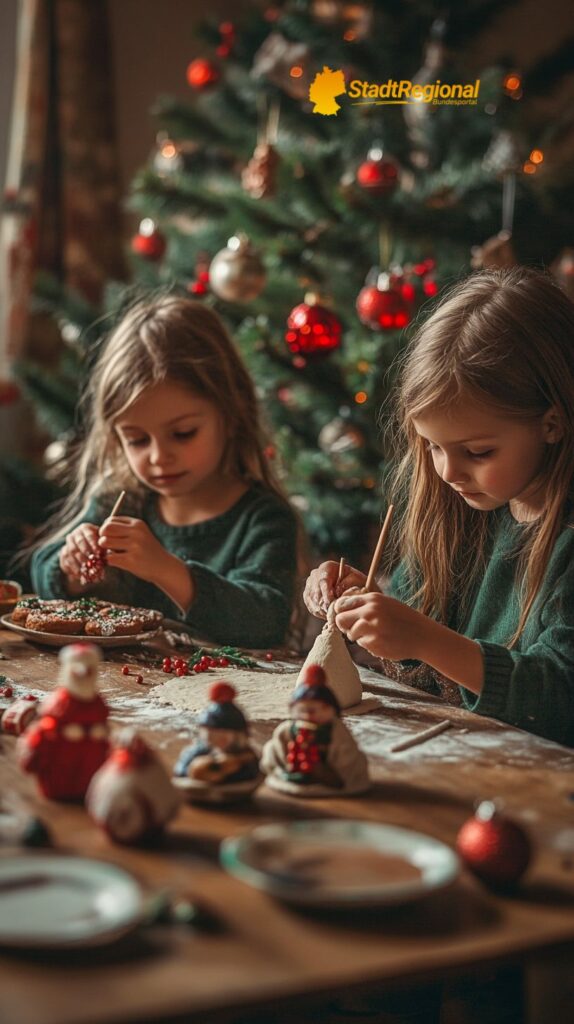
[1,626,574,1024]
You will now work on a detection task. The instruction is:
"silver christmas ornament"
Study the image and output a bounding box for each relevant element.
[209,236,266,303]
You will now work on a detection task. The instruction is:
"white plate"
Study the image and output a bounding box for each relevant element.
[0,855,145,948]
[221,820,460,908]
[0,615,162,648]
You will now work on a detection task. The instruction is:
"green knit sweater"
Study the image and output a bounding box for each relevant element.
[389,507,574,746]
[30,486,297,648]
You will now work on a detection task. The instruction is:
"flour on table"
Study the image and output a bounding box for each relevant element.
[150,667,379,721]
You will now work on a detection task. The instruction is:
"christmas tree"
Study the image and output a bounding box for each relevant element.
[21,0,574,565]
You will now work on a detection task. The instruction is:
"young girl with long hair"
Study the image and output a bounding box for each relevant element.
[32,296,298,648]
[304,267,574,745]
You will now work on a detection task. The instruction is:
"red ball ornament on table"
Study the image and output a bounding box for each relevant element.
[285,300,342,357]
[131,219,166,262]
[186,57,220,90]
[456,800,532,887]
[356,273,411,331]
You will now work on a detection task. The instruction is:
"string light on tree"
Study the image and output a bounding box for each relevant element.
[216,21,236,58]
[502,71,522,100]
[130,219,166,261]
[153,134,183,177]
[285,293,342,357]
[186,57,220,90]
[523,148,544,175]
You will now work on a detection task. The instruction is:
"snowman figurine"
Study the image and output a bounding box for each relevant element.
[261,663,370,797]
[18,643,109,800]
[173,682,261,803]
[86,729,181,844]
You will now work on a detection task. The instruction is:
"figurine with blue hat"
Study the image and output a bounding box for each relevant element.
[173,681,261,802]
[261,663,370,797]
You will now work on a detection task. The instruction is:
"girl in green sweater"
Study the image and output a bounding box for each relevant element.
[31,297,297,648]
[304,268,574,745]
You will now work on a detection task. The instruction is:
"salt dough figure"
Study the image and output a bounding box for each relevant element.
[173,682,261,802]
[87,728,181,844]
[297,603,363,708]
[262,663,370,797]
[17,643,109,800]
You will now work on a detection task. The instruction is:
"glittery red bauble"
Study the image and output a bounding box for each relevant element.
[186,58,220,90]
[356,157,398,195]
[456,802,532,887]
[285,303,342,356]
[356,284,411,331]
[131,229,166,261]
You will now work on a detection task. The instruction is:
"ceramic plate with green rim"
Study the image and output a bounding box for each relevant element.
[0,855,145,948]
[220,820,460,908]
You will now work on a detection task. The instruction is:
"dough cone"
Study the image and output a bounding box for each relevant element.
[298,604,363,709]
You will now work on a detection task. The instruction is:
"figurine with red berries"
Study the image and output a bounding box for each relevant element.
[17,643,110,801]
[173,682,261,802]
[261,664,370,797]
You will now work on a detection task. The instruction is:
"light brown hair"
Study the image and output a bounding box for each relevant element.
[40,295,294,542]
[387,267,574,644]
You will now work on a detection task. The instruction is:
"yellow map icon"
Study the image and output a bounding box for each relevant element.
[309,66,346,115]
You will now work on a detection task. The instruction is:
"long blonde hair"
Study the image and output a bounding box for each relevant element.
[40,295,292,542]
[387,267,574,645]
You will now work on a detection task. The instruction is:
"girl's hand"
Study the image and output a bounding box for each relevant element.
[333,591,428,661]
[98,516,169,584]
[303,560,367,619]
[59,523,100,580]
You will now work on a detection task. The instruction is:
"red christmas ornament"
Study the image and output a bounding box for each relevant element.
[131,219,166,261]
[285,299,342,356]
[456,801,532,887]
[356,272,411,331]
[186,58,220,90]
[0,380,20,406]
[356,147,399,196]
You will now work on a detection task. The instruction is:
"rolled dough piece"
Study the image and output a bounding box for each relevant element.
[297,604,363,709]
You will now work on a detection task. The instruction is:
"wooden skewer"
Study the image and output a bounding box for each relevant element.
[109,490,126,518]
[390,719,452,754]
[336,557,345,586]
[364,504,394,592]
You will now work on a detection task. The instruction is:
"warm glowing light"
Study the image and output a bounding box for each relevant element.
[343,29,356,41]
[503,73,521,93]
[523,161,536,175]
[529,149,544,164]
[161,143,177,159]
[357,360,370,372]
[290,66,303,78]
[354,391,368,404]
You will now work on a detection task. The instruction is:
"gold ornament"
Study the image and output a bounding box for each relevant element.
[241,142,279,199]
[470,231,516,271]
[318,417,365,454]
[209,235,266,303]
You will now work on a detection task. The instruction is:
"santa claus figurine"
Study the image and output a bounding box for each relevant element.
[17,643,110,801]
[86,729,181,844]
[261,663,370,797]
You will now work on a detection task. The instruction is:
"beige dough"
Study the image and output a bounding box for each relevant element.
[151,668,301,722]
[297,604,363,709]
